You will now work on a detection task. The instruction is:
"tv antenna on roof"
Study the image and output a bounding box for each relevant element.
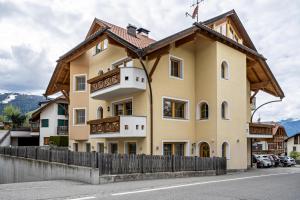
[185,0,204,23]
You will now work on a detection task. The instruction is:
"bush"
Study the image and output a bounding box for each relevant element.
[289,151,300,160]
[49,136,69,147]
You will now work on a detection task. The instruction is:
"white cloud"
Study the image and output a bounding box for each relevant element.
[0,0,299,121]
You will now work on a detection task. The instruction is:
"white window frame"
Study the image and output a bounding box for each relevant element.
[196,100,209,121]
[169,55,184,80]
[111,97,134,116]
[73,74,87,92]
[162,96,189,121]
[161,140,190,156]
[72,107,87,126]
[221,60,229,80]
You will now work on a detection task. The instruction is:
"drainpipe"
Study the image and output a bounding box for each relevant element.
[138,55,154,155]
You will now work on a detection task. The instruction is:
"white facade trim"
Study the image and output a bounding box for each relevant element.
[161,140,190,156]
[196,100,209,121]
[169,54,184,80]
[72,107,87,126]
[73,74,87,93]
[196,140,212,157]
[162,96,190,121]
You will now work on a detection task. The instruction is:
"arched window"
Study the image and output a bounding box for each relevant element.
[222,142,230,159]
[97,106,103,119]
[221,61,229,79]
[199,142,210,157]
[200,102,209,120]
[221,101,229,119]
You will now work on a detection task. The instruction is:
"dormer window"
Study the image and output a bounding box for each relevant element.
[94,39,108,55]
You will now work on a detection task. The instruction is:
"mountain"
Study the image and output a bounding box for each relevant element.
[279,119,300,137]
[0,93,45,115]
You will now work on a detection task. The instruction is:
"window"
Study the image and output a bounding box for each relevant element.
[113,58,133,68]
[163,144,172,156]
[221,61,229,79]
[97,143,104,153]
[126,142,137,155]
[86,143,91,152]
[200,102,209,120]
[44,137,50,145]
[163,98,187,119]
[97,106,103,119]
[221,101,229,120]
[74,109,85,125]
[294,136,299,145]
[95,39,108,55]
[113,100,132,116]
[109,143,118,154]
[170,57,183,79]
[57,103,68,115]
[41,119,49,127]
[57,119,68,127]
[293,146,297,152]
[74,75,86,91]
[163,143,185,156]
[73,143,78,152]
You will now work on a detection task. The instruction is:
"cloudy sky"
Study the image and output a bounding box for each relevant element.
[0,0,299,121]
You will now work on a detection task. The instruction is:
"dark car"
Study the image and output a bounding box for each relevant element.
[270,155,280,167]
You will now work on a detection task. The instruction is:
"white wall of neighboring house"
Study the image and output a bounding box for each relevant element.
[286,137,300,156]
[39,103,68,146]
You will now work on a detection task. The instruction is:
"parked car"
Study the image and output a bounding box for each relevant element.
[268,155,275,167]
[279,156,296,167]
[270,155,280,167]
[256,156,272,168]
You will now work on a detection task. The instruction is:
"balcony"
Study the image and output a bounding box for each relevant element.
[88,116,146,138]
[57,126,68,135]
[247,123,273,138]
[88,67,146,100]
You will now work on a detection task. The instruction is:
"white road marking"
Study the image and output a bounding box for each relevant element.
[111,172,298,196]
[66,196,96,200]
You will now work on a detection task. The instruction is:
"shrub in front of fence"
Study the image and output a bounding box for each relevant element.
[0,146,226,175]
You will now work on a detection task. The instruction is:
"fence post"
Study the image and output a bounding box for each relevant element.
[35,147,38,160]
[98,153,103,175]
[172,155,176,172]
[49,149,52,162]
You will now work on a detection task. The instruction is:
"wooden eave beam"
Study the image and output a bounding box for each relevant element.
[175,33,196,48]
[60,90,70,103]
[55,83,69,91]
[149,56,161,82]
[147,45,170,61]
[250,90,259,103]
[250,81,270,91]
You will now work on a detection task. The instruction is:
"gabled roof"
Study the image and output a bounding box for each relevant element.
[45,10,284,99]
[285,132,300,141]
[86,18,155,48]
[203,9,257,51]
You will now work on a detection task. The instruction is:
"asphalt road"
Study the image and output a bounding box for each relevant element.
[0,166,299,200]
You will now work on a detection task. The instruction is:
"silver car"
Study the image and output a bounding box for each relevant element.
[256,156,272,168]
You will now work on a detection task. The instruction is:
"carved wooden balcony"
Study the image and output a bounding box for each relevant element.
[87,67,146,100]
[248,123,273,138]
[88,116,146,138]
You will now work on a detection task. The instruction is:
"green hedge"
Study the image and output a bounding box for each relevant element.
[49,136,69,147]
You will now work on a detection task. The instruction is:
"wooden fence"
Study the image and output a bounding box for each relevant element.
[0,146,226,175]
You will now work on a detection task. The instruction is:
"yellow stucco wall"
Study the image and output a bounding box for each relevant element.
[67,34,252,169]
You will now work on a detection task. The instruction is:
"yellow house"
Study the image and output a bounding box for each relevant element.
[45,10,284,170]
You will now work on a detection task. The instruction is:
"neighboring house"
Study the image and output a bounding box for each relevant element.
[44,10,284,170]
[30,97,68,146]
[250,122,287,155]
[285,133,300,156]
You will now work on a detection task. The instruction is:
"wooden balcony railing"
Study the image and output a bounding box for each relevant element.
[249,123,273,135]
[57,126,68,135]
[31,127,40,132]
[87,116,120,134]
[87,68,120,93]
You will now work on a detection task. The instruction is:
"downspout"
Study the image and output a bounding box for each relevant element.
[138,52,154,155]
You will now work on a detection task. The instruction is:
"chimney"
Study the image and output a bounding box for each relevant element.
[137,27,150,37]
[127,24,137,37]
